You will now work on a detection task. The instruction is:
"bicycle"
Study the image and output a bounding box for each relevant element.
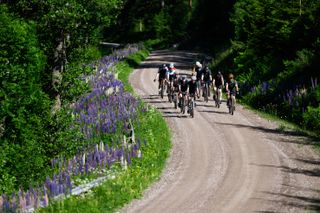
[214,86,222,108]
[203,81,211,103]
[179,92,187,114]
[167,84,172,103]
[227,93,236,115]
[188,94,195,118]
[173,91,178,109]
[159,79,166,99]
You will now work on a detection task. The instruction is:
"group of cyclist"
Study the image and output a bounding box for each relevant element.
[154,61,239,116]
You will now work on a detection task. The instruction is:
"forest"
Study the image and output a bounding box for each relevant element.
[0,0,320,211]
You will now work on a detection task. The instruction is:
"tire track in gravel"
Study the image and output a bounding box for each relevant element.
[120,50,320,213]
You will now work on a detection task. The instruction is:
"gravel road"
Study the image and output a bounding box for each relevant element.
[120,50,320,213]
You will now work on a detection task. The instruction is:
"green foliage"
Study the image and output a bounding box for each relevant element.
[223,0,320,133]
[60,46,103,104]
[303,106,320,133]
[0,5,53,192]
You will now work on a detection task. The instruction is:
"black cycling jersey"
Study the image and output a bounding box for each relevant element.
[188,80,197,94]
[173,79,180,92]
[180,80,188,92]
[158,67,168,79]
[169,72,177,81]
[203,70,212,82]
[214,74,223,87]
[196,67,203,80]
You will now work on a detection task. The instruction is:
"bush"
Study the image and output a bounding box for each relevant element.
[0,5,54,192]
[303,106,320,133]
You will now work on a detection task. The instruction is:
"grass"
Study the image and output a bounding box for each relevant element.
[40,48,172,212]
[116,49,149,93]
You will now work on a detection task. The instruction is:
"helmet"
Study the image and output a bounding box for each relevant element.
[228,73,234,79]
[191,76,196,81]
[169,63,174,68]
[218,71,221,75]
[196,61,202,68]
[162,64,167,68]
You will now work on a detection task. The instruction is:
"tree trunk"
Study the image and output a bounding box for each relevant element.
[51,32,69,114]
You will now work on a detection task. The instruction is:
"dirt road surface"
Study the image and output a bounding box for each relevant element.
[120,50,320,213]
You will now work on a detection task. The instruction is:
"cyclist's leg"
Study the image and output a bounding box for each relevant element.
[218,87,222,103]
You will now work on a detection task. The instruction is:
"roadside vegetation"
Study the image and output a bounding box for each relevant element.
[40,48,171,212]
[211,0,320,137]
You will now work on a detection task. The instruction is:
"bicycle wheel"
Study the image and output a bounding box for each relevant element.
[168,87,172,103]
[230,96,235,115]
[204,85,208,102]
[160,82,164,99]
[173,93,177,109]
[189,100,194,118]
[216,90,221,108]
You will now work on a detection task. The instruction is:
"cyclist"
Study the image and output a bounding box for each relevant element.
[195,61,203,98]
[225,73,239,108]
[154,64,168,94]
[187,76,199,112]
[201,66,212,99]
[168,63,177,91]
[212,71,224,104]
[178,75,188,111]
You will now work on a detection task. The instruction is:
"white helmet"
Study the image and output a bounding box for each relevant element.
[169,63,174,68]
[196,61,202,68]
[191,76,196,81]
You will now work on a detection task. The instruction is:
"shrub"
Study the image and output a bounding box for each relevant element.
[303,106,320,133]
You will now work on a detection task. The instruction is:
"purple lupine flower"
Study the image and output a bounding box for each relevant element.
[19,191,27,212]
[3,197,10,213]
[11,192,17,212]
[66,175,72,194]
[42,186,49,207]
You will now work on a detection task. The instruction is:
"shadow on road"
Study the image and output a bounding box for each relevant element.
[215,122,319,146]
[251,163,320,178]
[255,191,320,211]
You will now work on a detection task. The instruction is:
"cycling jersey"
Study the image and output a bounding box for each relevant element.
[168,69,177,81]
[227,79,238,94]
[173,79,180,92]
[214,74,223,88]
[158,66,168,80]
[188,80,197,94]
[203,70,212,82]
[196,67,203,80]
[180,80,188,92]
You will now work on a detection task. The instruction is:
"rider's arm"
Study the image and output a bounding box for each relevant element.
[154,73,159,81]
[225,83,229,92]
[222,76,225,88]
